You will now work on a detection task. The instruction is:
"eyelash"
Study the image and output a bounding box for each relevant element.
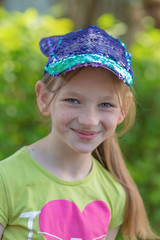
[65,99,112,108]
[65,98,79,104]
[99,102,112,108]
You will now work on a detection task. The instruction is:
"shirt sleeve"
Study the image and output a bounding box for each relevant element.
[0,171,9,227]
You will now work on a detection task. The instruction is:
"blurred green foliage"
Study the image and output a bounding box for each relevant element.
[97,13,127,38]
[0,8,160,236]
[0,7,73,158]
[125,20,160,232]
[126,18,160,232]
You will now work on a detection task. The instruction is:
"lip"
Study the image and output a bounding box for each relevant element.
[71,129,100,140]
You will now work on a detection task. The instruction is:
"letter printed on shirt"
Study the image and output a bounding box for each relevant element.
[20,211,40,240]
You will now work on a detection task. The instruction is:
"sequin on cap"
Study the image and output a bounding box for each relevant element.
[39,26,133,86]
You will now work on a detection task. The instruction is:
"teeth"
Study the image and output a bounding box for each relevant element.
[79,131,95,135]
[72,128,99,135]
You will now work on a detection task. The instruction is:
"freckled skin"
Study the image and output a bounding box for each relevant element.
[48,67,124,155]
[31,67,126,181]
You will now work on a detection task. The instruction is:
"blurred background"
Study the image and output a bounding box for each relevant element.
[0,0,160,237]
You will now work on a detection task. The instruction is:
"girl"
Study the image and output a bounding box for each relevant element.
[0,26,158,240]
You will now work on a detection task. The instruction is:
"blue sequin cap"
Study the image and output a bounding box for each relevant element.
[40,26,133,86]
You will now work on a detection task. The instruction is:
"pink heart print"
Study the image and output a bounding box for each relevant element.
[39,199,111,240]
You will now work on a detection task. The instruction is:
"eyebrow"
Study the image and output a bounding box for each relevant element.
[62,91,83,97]
[63,91,117,101]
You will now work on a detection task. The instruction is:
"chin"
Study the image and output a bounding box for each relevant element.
[71,144,99,155]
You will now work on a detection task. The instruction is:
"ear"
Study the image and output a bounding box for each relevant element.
[117,91,133,124]
[35,80,51,116]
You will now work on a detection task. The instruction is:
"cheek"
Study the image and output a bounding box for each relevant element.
[102,113,121,131]
[51,107,75,127]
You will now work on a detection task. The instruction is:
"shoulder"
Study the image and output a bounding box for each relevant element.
[0,147,31,182]
[0,147,27,170]
[93,158,125,195]
[93,158,126,229]
[93,158,126,212]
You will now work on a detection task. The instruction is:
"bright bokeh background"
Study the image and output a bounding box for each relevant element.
[0,3,160,238]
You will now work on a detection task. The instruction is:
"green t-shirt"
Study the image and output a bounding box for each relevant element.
[0,147,126,240]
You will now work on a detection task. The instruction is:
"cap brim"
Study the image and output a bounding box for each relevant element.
[45,53,133,86]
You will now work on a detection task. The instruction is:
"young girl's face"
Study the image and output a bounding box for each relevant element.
[41,67,125,154]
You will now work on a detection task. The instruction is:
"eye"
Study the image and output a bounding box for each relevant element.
[65,98,79,104]
[99,102,112,108]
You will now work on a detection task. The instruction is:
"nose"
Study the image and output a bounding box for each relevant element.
[78,107,99,127]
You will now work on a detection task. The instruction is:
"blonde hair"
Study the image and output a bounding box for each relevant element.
[93,94,156,240]
[40,69,158,240]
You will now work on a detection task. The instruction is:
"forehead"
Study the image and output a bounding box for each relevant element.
[61,67,121,93]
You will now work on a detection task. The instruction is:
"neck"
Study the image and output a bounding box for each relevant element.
[27,134,93,181]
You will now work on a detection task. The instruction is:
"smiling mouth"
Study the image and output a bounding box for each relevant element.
[71,129,100,140]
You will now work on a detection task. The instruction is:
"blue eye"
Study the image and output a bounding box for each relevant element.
[66,99,79,104]
[99,103,111,108]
